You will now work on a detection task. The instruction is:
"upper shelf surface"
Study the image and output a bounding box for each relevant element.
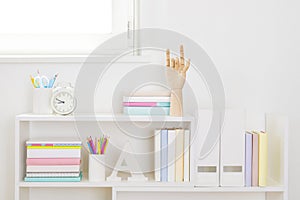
[16,113,194,122]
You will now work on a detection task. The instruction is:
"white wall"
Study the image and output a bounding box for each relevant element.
[140,0,300,199]
[0,0,299,199]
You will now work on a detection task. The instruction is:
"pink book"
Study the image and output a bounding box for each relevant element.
[252,133,259,186]
[123,102,170,107]
[26,158,81,166]
[124,102,156,107]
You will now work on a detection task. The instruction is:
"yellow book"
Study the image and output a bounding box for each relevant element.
[258,131,268,186]
[27,146,81,149]
[175,129,184,182]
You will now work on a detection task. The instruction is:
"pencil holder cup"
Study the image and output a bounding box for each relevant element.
[89,154,105,182]
[32,88,53,114]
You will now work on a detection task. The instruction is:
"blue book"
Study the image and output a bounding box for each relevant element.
[123,107,170,115]
[161,129,168,182]
[245,132,253,187]
[24,172,82,182]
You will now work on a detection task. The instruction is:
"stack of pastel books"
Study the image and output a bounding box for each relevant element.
[154,128,190,182]
[123,96,170,115]
[24,138,82,182]
[245,131,268,187]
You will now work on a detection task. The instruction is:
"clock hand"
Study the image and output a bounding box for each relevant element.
[55,98,65,104]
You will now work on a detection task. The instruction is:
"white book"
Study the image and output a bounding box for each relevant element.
[26,138,82,145]
[123,96,170,103]
[154,129,161,182]
[26,165,80,172]
[27,149,81,158]
[167,129,176,182]
[26,172,80,177]
[183,130,190,182]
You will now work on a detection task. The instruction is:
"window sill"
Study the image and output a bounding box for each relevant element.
[0,54,155,64]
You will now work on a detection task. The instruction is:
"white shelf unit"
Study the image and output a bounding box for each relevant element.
[15,113,288,200]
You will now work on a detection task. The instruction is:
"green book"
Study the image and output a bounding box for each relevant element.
[24,172,82,182]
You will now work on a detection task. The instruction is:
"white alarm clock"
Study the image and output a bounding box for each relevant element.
[51,82,76,115]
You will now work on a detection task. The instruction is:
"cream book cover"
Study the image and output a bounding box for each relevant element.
[175,129,184,182]
[258,131,268,186]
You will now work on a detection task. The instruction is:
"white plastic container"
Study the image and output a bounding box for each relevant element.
[32,88,53,114]
[88,154,105,182]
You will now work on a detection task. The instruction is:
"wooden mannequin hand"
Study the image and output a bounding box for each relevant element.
[165,45,190,116]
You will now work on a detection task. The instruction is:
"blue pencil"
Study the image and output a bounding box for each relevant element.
[86,141,93,154]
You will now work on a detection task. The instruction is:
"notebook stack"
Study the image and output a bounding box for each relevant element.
[24,138,82,182]
[123,96,170,115]
[154,128,190,182]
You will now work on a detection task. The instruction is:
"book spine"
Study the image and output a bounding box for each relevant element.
[183,130,190,182]
[26,172,80,177]
[26,165,80,173]
[26,142,82,146]
[27,149,81,158]
[27,146,81,149]
[161,129,168,182]
[252,133,259,186]
[123,96,170,102]
[154,129,161,182]
[258,132,268,186]
[123,102,170,107]
[175,129,184,182]
[24,173,82,182]
[123,107,170,115]
[26,158,81,165]
[245,132,253,187]
[167,130,176,182]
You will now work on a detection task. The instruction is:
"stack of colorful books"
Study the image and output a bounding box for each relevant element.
[24,138,82,182]
[154,128,190,182]
[123,96,170,115]
[245,131,268,187]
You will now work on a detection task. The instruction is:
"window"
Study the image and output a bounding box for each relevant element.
[0,0,137,55]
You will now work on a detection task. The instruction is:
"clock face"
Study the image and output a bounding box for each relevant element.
[52,91,76,115]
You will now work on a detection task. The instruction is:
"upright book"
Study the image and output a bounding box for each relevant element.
[245,132,253,187]
[167,129,176,182]
[258,131,268,186]
[160,129,168,182]
[183,130,190,182]
[252,132,259,186]
[154,129,161,182]
[175,129,184,182]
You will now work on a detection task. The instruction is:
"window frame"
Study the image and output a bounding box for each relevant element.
[0,0,139,56]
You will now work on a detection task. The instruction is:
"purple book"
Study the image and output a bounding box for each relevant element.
[245,132,253,187]
[161,129,168,182]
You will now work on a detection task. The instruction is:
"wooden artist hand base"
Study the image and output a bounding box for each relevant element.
[170,88,183,116]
